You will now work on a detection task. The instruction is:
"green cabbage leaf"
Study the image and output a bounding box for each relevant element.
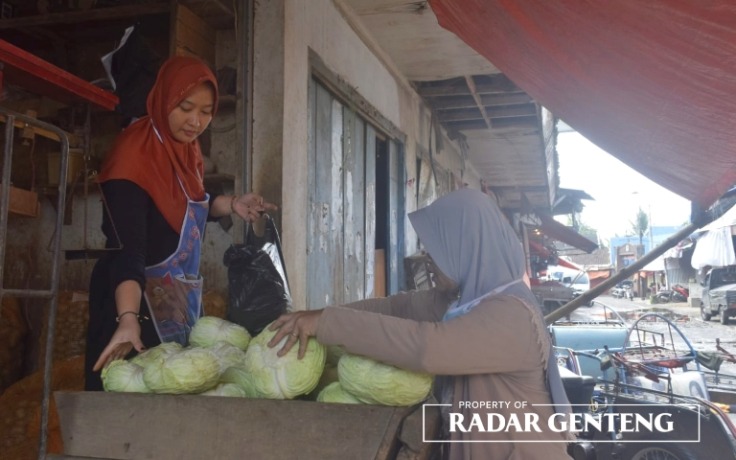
[317,381,362,404]
[189,316,251,350]
[338,354,432,406]
[101,360,150,393]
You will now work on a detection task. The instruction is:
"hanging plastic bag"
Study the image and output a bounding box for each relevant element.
[223,215,291,335]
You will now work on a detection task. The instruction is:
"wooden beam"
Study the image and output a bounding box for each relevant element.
[430,93,533,110]
[489,116,540,130]
[486,104,538,119]
[438,104,538,123]
[437,109,483,123]
[181,0,235,17]
[442,119,488,131]
[171,3,216,66]
[417,74,519,97]
[464,75,492,129]
[0,114,81,146]
[444,116,539,132]
[0,3,170,30]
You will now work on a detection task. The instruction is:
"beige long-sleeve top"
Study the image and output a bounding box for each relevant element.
[316,288,571,460]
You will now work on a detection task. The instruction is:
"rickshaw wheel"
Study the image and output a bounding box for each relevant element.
[629,445,694,460]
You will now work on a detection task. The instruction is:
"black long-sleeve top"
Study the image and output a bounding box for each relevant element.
[99,179,220,289]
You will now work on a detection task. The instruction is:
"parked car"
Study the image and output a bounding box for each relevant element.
[531,278,577,315]
[700,265,736,324]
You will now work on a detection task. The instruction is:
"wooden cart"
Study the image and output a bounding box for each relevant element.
[48,391,440,460]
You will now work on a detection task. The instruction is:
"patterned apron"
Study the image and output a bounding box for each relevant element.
[143,183,209,345]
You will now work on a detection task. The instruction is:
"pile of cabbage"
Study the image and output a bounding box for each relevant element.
[102,316,432,406]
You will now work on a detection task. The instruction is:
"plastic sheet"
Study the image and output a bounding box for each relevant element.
[223,216,291,335]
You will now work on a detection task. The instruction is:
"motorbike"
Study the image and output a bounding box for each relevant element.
[611,282,634,300]
[655,284,689,303]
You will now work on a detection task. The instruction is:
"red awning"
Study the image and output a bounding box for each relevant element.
[429,1,736,208]
[0,39,118,111]
[538,214,598,254]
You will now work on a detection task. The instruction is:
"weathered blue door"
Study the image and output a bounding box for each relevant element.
[307,79,404,308]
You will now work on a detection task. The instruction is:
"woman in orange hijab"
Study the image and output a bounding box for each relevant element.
[85,56,276,390]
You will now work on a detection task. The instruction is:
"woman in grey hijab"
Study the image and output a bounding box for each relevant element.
[270,188,572,459]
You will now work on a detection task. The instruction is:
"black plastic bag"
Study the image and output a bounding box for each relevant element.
[223,215,291,335]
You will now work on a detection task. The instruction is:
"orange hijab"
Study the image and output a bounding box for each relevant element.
[98,56,219,232]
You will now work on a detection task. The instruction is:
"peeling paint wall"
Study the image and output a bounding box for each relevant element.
[258,0,479,307]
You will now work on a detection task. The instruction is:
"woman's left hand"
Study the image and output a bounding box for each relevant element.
[232,193,278,222]
[267,310,323,358]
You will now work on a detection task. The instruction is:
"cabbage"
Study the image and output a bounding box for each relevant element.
[210,342,248,374]
[338,354,432,406]
[143,347,220,394]
[219,366,259,398]
[130,341,183,368]
[189,316,251,350]
[101,360,150,393]
[317,382,362,404]
[242,325,326,399]
[305,364,339,400]
[200,383,246,398]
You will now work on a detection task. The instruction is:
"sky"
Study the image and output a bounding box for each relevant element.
[556,130,691,244]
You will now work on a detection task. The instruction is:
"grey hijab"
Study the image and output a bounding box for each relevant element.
[408,188,536,307]
[408,188,571,415]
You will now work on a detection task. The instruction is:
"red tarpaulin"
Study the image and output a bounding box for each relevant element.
[429,0,736,208]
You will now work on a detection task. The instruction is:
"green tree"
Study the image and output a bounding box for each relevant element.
[630,207,649,247]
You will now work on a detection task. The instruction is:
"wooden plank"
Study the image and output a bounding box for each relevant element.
[437,104,537,122]
[374,249,386,298]
[0,4,170,30]
[330,98,345,305]
[430,93,533,110]
[364,124,377,298]
[464,75,492,129]
[445,116,541,132]
[307,83,341,308]
[0,184,39,217]
[55,392,414,460]
[417,76,519,97]
[387,140,403,294]
[0,114,81,146]
[177,3,217,42]
[342,108,366,303]
[181,0,234,17]
[171,4,216,65]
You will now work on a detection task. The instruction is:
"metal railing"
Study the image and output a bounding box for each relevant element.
[0,106,71,460]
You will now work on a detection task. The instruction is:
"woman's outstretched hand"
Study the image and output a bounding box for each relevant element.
[267,310,323,359]
[231,193,278,222]
[92,315,145,372]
